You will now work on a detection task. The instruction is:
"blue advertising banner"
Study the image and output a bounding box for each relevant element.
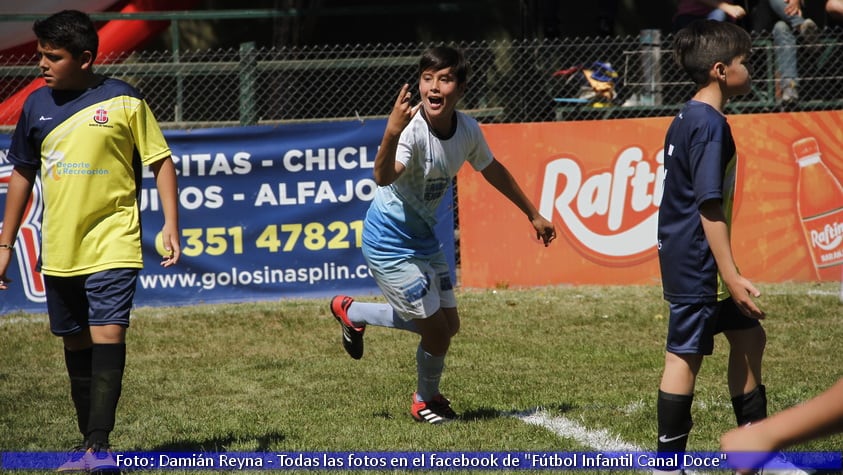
[0,120,456,314]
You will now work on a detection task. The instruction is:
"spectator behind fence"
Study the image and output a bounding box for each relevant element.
[826,0,843,24]
[673,0,748,31]
[755,0,818,104]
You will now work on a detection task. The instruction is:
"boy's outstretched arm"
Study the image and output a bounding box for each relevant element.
[150,157,181,267]
[699,199,764,318]
[0,167,37,290]
[721,378,843,474]
[480,159,556,246]
[373,83,421,186]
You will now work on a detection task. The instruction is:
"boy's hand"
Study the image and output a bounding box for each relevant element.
[783,0,802,17]
[531,216,557,246]
[0,251,12,290]
[720,3,747,19]
[727,276,765,319]
[385,84,421,137]
[720,422,777,474]
[159,224,181,267]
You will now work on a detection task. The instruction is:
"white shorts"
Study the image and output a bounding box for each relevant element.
[362,246,456,321]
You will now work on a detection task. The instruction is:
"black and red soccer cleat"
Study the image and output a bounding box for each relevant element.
[330,295,365,360]
[411,392,457,424]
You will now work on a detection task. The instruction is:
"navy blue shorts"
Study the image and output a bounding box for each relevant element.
[45,269,138,337]
[666,297,761,355]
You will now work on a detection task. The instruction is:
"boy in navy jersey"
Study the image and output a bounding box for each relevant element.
[655,20,768,474]
[0,10,180,472]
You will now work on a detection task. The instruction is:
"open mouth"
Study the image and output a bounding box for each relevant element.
[428,96,443,108]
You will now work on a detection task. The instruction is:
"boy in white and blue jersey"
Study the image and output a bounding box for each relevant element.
[330,46,556,424]
[654,20,770,474]
[0,10,180,471]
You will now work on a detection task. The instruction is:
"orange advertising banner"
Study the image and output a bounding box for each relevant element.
[457,111,843,287]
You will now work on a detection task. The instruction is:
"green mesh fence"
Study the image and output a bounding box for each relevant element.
[1,30,842,131]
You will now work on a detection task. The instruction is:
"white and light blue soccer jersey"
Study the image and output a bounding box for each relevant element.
[658,100,737,303]
[7,78,171,276]
[363,110,494,256]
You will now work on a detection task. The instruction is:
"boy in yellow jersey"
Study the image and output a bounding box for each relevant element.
[0,10,180,472]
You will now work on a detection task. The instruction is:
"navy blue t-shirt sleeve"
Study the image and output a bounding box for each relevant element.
[689,120,727,208]
[8,95,41,170]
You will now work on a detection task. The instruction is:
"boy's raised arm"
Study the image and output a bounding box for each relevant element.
[373,84,421,186]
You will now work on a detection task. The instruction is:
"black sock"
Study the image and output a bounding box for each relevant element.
[732,384,767,426]
[86,343,126,447]
[657,390,694,466]
[64,347,93,439]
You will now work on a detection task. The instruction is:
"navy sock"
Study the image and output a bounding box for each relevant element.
[657,390,693,467]
[64,347,93,438]
[732,384,767,426]
[86,343,126,447]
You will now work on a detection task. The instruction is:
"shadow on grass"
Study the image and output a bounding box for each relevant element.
[366,402,576,423]
[146,431,286,451]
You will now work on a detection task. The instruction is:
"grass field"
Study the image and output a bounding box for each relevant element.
[1,282,841,474]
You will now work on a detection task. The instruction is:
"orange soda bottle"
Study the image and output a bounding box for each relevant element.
[792,137,843,281]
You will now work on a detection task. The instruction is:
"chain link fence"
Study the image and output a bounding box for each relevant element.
[2,29,843,131]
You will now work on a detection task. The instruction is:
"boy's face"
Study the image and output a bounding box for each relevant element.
[722,55,752,96]
[418,66,465,121]
[36,41,92,90]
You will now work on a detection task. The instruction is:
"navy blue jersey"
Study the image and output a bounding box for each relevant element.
[658,100,738,303]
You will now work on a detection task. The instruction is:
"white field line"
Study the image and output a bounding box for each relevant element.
[513,408,714,475]
[804,289,841,296]
[516,408,643,452]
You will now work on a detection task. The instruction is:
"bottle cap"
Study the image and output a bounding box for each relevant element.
[792,137,820,160]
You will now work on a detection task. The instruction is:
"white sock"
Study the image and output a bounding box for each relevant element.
[347,301,419,333]
[416,345,445,401]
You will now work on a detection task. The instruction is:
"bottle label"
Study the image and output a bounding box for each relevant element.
[801,207,843,268]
